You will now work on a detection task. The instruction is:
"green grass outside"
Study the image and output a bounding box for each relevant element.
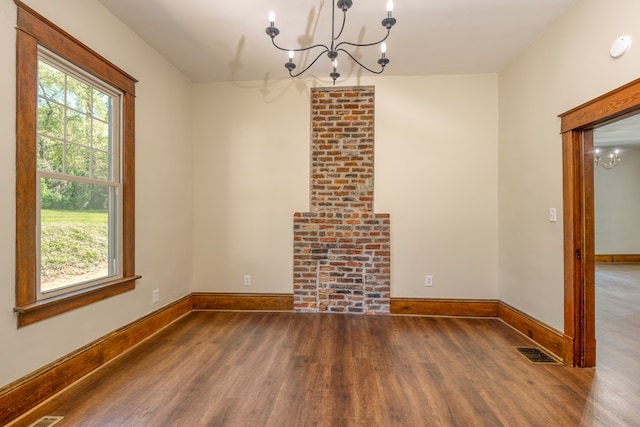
[41,209,108,223]
[40,209,109,291]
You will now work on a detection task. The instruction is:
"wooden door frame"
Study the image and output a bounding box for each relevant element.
[560,77,640,367]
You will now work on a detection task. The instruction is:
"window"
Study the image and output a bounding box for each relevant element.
[37,51,123,299]
[15,2,139,327]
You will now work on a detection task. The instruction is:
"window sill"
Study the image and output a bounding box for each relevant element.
[14,275,141,327]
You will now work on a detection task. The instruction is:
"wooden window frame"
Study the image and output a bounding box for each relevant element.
[14,1,140,327]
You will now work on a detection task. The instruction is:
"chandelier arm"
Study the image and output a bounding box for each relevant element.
[334,10,348,41]
[271,37,329,54]
[596,164,615,170]
[337,48,385,74]
[335,29,391,51]
[289,49,330,78]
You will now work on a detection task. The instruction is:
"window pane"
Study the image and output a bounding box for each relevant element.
[37,98,64,138]
[93,119,110,151]
[66,75,91,114]
[92,150,110,180]
[40,178,113,293]
[37,136,63,172]
[65,143,91,177]
[67,110,91,146]
[93,89,111,122]
[38,61,65,103]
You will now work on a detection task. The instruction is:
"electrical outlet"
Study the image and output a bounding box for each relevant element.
[243,275,251,286]
[152,289,160,303]
[425,275,433,287]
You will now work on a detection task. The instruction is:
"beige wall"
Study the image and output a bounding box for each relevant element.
[191,80,310,294]
[192,75,499,299]
[595,146,640,253]
[0,0,194,386]
[499,0,640,330]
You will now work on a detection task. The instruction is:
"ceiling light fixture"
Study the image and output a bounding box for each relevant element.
[265,0,397,84]
[594,148,621,169]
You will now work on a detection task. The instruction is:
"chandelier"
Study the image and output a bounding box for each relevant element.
[265,1,397,84]
[594,148,621,169]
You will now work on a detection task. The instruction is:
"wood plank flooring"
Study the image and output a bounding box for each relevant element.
[592,263,640,426]
[8,266,640,426]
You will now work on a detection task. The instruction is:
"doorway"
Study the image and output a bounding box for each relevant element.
[560,77,640,367]
[593,116,640,367]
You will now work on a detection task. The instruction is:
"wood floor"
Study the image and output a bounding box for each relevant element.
[592,263,640,425]
[8,265,640,426]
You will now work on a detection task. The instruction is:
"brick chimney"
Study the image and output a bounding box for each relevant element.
[293,86,390,314]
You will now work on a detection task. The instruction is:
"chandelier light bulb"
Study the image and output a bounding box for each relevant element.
[268,11,276,25]
[387,0,394,13]
[285,49,296,71]
[378,41,390,66]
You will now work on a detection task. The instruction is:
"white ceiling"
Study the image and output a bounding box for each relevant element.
[595,114,640,148]
[97,0,576,83]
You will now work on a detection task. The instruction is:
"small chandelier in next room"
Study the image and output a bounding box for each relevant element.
[594,148,621,170]
[265,1,397,84]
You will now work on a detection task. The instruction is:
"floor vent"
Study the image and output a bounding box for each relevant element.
[29,416,64,427]
[515,347,560,364]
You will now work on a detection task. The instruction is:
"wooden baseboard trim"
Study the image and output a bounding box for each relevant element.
[0,295,192,426]
[595,254,640,263]
[498,301,566,362]
[390,298,567,363]
[390,298,499,317]
[562,335,576,366]
[191,293,293,311]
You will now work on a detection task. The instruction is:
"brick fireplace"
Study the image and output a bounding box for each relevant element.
[293,86,390,314]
